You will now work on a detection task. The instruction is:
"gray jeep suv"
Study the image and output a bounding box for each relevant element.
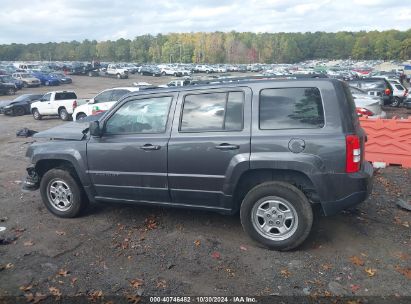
[23,79,373,250]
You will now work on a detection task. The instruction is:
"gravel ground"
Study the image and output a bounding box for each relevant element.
[0,75,410,302]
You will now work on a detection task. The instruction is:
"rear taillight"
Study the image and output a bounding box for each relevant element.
[384,88,391,95]
[356,107,374,117]
[72,100,77,109]
[346,135,361,173]
[404,89,408,97]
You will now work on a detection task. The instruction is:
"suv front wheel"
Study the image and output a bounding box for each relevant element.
[240,181,313,251]
[40,169,87,218]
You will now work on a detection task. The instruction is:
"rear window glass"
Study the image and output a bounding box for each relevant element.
[55,92,77,100]
[259,88,324,130]
[395,84,404,90]
[180,91,244,132]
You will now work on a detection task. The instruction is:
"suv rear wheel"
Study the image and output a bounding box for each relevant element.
[391,97,401,107]
[59,108,70,121]
[240,181,313,251]
[40,169,87,218]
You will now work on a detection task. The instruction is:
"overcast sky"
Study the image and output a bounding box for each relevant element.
[1,0,410,44]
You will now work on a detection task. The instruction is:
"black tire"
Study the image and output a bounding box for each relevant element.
[116,73,121,79]
[32,108,42,120]
[240,181,313,251]
[7,88,15,95]
[23,82,28,88]
[13,106,25,116]
[88,71,93,77]
[40,169,87,218]
[162,71,166,76]
[391,97,401,107]
[45,81,50,86]
[76,113,87,121]
[59,108,71,121]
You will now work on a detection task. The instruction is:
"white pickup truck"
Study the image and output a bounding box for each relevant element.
[72,87,141,121]
[106,64,129,79]
[30,91,84,121]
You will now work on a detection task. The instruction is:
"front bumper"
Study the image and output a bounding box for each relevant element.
[320,161,374,216]
[22,166,40,191]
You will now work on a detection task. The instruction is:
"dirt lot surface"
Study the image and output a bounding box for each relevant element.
[0,75,410,302]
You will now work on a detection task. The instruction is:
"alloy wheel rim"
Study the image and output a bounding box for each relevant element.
[251,196,298,241]
[47,179,72,211]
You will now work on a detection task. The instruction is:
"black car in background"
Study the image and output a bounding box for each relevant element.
[0,75,23,90]
[0,94,43,116]
[347,78,394,106]
[0,76,17,95]
[50,72,73,84]
[139,65,162,77]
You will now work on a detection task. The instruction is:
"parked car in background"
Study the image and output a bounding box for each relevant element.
[139,66,162,77]
[30,91,81,121]
[12,73,41,87]
[50,72,73,84]
[387,80,408,107]
[0,75,23,90]
[0,76,17,95]
[194,65,214,73]
[106,64,129,79]
[31,72,60,86]
[0,94,43,116]
[349,86,386,118]
[347,78,394,106]
[72,87,140,121]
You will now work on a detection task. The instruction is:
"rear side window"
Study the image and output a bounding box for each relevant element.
[395,84,404,91]
[111,89,131,100]
[259,88,324,130]
[55,92,77,100]
[180,91,244,132]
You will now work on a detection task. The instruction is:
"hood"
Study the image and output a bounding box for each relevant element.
[33,121,90,141]
[0,100,13,107]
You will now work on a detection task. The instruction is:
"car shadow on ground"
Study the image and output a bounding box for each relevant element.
[83,200,354,251]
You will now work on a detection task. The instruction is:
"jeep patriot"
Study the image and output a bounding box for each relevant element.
[23,79,373,250]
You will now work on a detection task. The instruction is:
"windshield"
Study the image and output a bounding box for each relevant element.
[13,95,30,102]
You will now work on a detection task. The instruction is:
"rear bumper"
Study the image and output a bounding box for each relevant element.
[405,100,411,109]
[320,161,374,216]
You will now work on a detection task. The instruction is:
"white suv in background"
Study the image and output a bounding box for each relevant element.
[72,87,140,121]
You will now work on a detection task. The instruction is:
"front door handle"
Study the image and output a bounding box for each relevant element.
[215,143,240,150]
[140,144,161,151]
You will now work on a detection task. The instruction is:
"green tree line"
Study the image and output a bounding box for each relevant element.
[1,30,410,63]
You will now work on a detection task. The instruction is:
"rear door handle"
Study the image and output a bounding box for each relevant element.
[215,143,240,150]
[140,144,161,151]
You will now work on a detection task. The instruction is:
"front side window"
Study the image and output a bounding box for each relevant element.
[259,87,324,130]
[105,96,172,134]
[180,91,244,132]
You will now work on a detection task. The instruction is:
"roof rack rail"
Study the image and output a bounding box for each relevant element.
[187,73,328,86]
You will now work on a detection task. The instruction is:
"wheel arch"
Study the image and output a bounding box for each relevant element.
[232,168,319,212]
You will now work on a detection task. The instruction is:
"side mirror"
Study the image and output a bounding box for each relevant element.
[88,98,95,104]
[89,121,101,137]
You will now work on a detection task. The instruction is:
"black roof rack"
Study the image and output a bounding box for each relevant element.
[187,73,328,86]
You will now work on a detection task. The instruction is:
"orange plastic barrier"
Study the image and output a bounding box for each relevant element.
[359,116,411,168]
